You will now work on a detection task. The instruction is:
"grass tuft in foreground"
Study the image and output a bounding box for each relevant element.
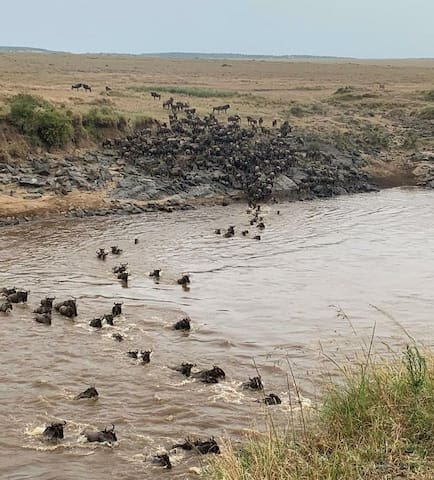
[206,346,434,479]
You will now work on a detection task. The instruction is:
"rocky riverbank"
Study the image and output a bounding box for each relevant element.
[1,114,429,228]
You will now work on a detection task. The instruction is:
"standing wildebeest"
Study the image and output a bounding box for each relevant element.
[247,116,258,127]
[82,84,92,92]
[213,104,230,114]
[272,119,278,128]
[163,97,174,109]
[71,83,83,91]
[150,91,161,100]
[228,114,241,124]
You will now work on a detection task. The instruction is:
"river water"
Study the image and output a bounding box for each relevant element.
[1,187,433,479]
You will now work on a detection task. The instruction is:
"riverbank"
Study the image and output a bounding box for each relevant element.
[206,346,434,480]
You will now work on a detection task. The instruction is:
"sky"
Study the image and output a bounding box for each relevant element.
[1,0,433,58]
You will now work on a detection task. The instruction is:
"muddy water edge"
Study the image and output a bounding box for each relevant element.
[1,187,434,479]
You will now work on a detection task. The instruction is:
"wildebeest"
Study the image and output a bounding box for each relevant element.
[192,366,226,384]
[82,424,117,443]
[34,312,52,325]
[71,83,82,91]
[96,248,108,260]
[153,453,172,469]
[224,226,235,238]
[242,230,249,236]
[172,437,220,455]
[112,302,123,317]
[264,393,282,405]
[185,108,196,115]
[163,97,174,109]
[34,297,55,314]
[257,222,265,230]
[111,246,122,255]
[149,269,161,279]
[174,317,191,331]
[55,299,78,318]
[82,83,92,92]
[113,263,128,274]
[280,120,292,136]
[134,238,139,244]
[214,228,221,235]
[75,386,99,400]
[0,302,12,313]
[103,314,114,326]
[43,421,66,441]
[228,114,241,124]
[7,290,29,303]
[105,86,112,92]
[112,333,124,342]
[212,104,230,114]
[272,119,278,128]
[172,363,195,377]
[128,350,152,363]
[253,235,261,241]
[177,275,190,286]
[89,317,103,328]
[117,272,128,283]
[150,91,161,100]
[247,116,258,127]
[242,376,263,390]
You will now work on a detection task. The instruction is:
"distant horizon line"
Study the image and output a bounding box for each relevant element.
[0,45,433,61]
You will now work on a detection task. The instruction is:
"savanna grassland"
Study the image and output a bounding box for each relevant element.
[0,53,433,218]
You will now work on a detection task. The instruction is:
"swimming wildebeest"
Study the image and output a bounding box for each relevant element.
[253,235,261,241]
[128,350,152,363]
[0,302,12,313]
[89,317,103,328]
[34,297,55,314]
[113,263,128,274]
[212,104,230,114]
[71,83,82,91]
[172,437,220,455]
[103,313,114,326]
[117,271,128,283]
[173,317,191,331]
[96,248,108,260]
[149,269,161,279]
[223,226,235,238]
[264,393,282,405]
[1,287,16,297]
[54,299,78,318]
[112,302,123,317]
[257,222,265,230]
[172,363,195,377]
[134,238,139,244]
[75,386,99,400]
[150,91,161,100]
[242,376,263,390]
[43,421,66,441]
[192,366,226,384]
[112,333,124,342]
[153,453,172,469]
[34,312,52,325]
[7,290,29,303]
[242,230,249,236]
[82,424,117,443]
[82,83,92,92]
[111,246,122,255]
[177,275,190,286]
[214,228,221,235]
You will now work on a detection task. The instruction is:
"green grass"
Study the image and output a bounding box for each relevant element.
[419,106,434,120]
[423,90,434,101]
[206,345,434,480]
[127,85,238,98]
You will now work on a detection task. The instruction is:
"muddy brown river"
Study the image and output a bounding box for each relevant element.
[1,187,434,479]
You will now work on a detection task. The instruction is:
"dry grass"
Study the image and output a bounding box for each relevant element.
[206,345,434,480]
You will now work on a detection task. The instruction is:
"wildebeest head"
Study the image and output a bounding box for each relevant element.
[89,317,103,328]
[153,453,172,469]
[1,287,16,297]
[242,376,263,390]
[140,350,152,364]
[0,302,12,313]
[149,269,161,278]
[174,363,195,377]
[264,393,282,405]
[113,263,128,274]
[117,272,128,282]
[41,297,55,308]
[75,386,99,400]
[174,317,191,331]
[112,302,123,317]
[103,314,114,326]
[177,275,190,286]
[55,299,77,317]
[43,421,66,441]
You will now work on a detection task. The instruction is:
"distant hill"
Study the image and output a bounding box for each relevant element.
[0,46,52,53]
[141,52,348,60]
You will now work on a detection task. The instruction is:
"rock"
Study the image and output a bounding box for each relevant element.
[272,175,299,198]
[19,176,47,188]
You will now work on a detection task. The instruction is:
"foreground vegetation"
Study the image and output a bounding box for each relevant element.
[207,346,434,479]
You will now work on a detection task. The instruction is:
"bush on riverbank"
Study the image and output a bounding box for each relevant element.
[206,346,434,479]
[128,85,237,98]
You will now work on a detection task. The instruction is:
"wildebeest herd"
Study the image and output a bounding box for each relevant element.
[0,210,282,471]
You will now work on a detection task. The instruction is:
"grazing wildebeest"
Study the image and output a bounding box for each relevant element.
[153,453,172,469]
[96,248,108,260]
[82,424,117,443]
[43,421,66,441]
[0,302,12,313]
[7,290,29,303]
[242,376,263,390]
[172,363,195,377]
[177,275,190,286]
[34,312,52,325]
[150,91,161,100]
[172,437,220,455]
[149,269,161,279]
[264,393,282,405]
[113,263,128,274]
[174,317,191,331]
[112,302,123,317]
[82,84,92,92]
[212,104,230,114]
[55,299,78,318]
[111,246,122,255]
[75,387,99,400]
[192,366,226,384]
[71,83,82,91]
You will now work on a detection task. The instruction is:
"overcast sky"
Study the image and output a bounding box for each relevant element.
[2,0,433,58]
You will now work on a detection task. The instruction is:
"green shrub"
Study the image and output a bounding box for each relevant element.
[128,85,237,98]
[82,107,128,138]
[424,90,434,101]
[419,107,434,120]
[34,109,73,147]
